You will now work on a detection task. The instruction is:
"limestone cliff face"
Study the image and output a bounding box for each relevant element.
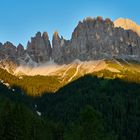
[0,32,52,66]
[70,17,115,61]
[0,42,17,60]
[27,32,51,63]
[114,18,140,36]
[52,32,62,62]
[17,44,25,57]
[0,17,140,67]
[52,17,140,64]
[52,32,69,63]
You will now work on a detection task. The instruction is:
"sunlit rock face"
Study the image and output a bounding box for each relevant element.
[114,18,140,36]
[52,31,70,63]
[52,32,62,62]
[52,17,140,64]
[27,32,52,63]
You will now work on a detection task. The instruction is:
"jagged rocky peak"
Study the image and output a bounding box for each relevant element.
[0,16,140,67]
[17,43,24,50]
[3,41,17,57]
[52,31,67,47]
[42,32,52,58]
[0,41,18,66]
[17,44,25,57]
[52,31,68,63]
[72,17,113,39]
[53,31,59,39]
[36,31,41,38]
[3,41,16,48]
[71,17,114,47]
[51,16,140,64]
[52,31,61,47]
[27,32,52,63]
[69,17,115,60]
[42,32,49,40]
[52,31,61,62]
[84,16,113,24]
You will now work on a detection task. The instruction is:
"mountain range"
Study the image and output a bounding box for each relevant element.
[0,17,140,68]
[0,16,140,95]
[0,17,140,140]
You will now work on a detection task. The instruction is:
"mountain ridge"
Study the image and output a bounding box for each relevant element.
[0,59,140,96]
[0,16,140,68]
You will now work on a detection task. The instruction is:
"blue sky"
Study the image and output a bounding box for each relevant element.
[0,0,139,47]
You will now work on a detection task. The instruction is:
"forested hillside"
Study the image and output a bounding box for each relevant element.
[1,59,140,96]
[0,75,140,140]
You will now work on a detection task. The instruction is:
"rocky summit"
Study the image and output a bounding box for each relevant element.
[0,17,140,66]
[53,17,140,64]
[27,32,52,63]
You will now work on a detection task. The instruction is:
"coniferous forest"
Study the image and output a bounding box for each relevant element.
[0,75,140,140]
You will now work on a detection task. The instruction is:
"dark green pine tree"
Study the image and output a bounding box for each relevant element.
[80,105,105,140]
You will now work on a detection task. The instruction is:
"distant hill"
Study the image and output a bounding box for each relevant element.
[114,18,140,36]
[0,59,140,96]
